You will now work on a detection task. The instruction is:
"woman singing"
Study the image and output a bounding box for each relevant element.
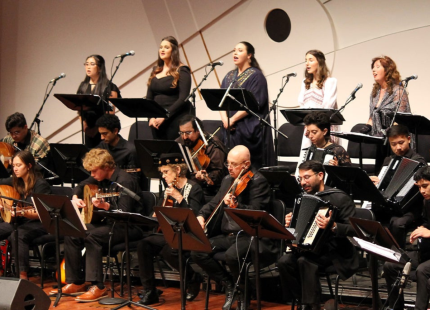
[220,41,274,168]
[146,36,193,140]
[77,54,121,148]
[0,151,51,279]
[298,50,338,148]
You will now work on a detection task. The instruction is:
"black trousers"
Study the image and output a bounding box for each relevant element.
[65,222,142,284]
[0,220,47,272]
[384,251,430,310]
[390,212,416,249]
[277,251,332,305]
[137,233,195,290]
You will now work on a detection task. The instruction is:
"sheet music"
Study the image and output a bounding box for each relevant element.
[353,237,401,262]
[362,165,389,208]
[71,200,88,230]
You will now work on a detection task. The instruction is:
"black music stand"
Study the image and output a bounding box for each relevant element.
[154,207,211,310]
[55,94,108,144]
[51,144,90,188]
[259,166,302,199]
[200,88,259,149]
[109,98,169,139]
[348,217,409,310]
[0,161,9,178]
[331,132,383,170]
[95,210,159,310]
[280,108,345,126]
[32,193,87,307]
[225,209,295,310]
[389,112,430,150]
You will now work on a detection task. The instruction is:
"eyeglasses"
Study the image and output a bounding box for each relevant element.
[224,161,246,169]
[178,131,194,136]
[9,129,23,136]
[297,173,316,183]
[84,62,97,67]
[160,169,172,176]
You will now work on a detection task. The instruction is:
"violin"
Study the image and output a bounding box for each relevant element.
[226,170,254,208]
[162,176,178,208]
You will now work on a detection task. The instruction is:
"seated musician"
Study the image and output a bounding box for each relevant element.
[0,151,51,279]
[1,112,50,164]
[369,124,427,248]
[137,153,205,305]
[383,166,430,310]
[176,115,227,200]
[278,160,358,310]
[302,111,351,167]
[49,149,143,302]
[191,145,277,310]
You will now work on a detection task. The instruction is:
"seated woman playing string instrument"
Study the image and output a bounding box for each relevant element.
[0,150,51,279]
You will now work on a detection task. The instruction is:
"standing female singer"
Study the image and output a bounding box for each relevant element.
[0,151,51,279]
[77,54,121,148]
[298,50,338,148]
[220,41,274,168]
[146,36,193,140]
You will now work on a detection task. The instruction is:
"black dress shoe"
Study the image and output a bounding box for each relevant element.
[186,273,203,301]
[138,289,159,305]
[222,280,237,310]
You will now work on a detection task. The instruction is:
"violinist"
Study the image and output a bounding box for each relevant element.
[191,145,276,310]
[176,115,227,200]
[0,151,51,279]
[137,153,205,305]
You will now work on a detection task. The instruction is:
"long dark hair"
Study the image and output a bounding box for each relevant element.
[77,54,111,96]
[11,151,39,198]
[147,36,183,88]
[371,56,401,97]
[239,41,262,71]
[304,50,330,90]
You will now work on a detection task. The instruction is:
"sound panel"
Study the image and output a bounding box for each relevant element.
[0,278,50,310]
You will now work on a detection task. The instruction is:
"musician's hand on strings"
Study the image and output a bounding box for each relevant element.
[410,226,430,243]
[195,170,206,181]
[72,196,86,208]
[166,185,183,204]
[316,210,332,229]
[197,216,205,230]
[285,212,293,227]
[92,197,110,210]
[370,176,379,186]
[224,193,237,208]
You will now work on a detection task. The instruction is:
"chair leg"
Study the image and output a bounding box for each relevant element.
[205,275,210,310]
[326,274,334,298]
[40,243,47,288]
[244,262,252,310]
[120,251,125,297]
[156,256,168,288]
[334,275,340,310]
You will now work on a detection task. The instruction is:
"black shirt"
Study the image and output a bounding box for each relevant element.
[158,179,204,215]
[382,148,427,167]
[95,135,138,169]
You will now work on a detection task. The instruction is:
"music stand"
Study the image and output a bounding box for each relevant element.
[258,166,302,199]
[55,94,108,144]
[331,132,384,170]
[348,217,409,310]
[110,98,169,139]
[0,161,9,178]
[280,108,345,126]
[95,210,159,310]
[32,193,87,307]
[154,207,211,310]
[388,112,430,150]
[51,144,90,188]
[225,209,295,310]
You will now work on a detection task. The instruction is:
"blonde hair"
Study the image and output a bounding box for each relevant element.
[82,149,116,171]
[159,163,188,177]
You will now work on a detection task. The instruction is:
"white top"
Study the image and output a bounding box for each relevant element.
[298,77,338,109]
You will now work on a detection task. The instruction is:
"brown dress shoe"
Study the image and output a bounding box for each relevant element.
[75,285,107,302]
[49,283,87,296]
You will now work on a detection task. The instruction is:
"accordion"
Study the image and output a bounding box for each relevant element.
[373,156,424,215]
[289,194,335,253]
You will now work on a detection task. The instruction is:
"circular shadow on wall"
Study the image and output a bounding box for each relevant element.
[265,9,291,43]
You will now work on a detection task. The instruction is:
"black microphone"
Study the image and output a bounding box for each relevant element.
[349,83,363,98]
[50,73,66,83]
[284,72,297,78]
[112,182,141,202]
[114,50,135,58]
[207,61,224,67]
[402,75,418,82]
[399,261,411,294]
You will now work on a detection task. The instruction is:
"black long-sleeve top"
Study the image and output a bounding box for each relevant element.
[158,179,204,216]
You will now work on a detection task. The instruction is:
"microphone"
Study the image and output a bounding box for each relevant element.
[284,72,297,78]
[207,61,224,67]
[112,182,141,202]
[402,75,418,82]
[114,50,135,58]
[349,83,363,98]
[50,73,66,83]
[218,79,235,108]
[398,261,411,294]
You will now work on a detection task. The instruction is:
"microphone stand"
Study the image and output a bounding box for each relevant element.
[30,79,59,135]
[12,145,60,180]
[219,80,236,149]
[383,81,409,146]
[329,92,358,122]
[98,57,125,114]
[263,76,292,164]
[185,65,217,111]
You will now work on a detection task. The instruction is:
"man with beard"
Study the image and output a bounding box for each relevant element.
[176,115,227,200]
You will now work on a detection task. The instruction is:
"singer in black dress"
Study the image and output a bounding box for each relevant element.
[146,36,193,140]
[220,42,274,168]
[77,55,121,148]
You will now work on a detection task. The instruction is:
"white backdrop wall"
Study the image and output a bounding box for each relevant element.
[1,0,429,149]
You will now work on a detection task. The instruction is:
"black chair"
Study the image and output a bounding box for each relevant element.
[277,123,305,172]
[417,133,430,163]
[128,121,153,143]
[347,123,379,175]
